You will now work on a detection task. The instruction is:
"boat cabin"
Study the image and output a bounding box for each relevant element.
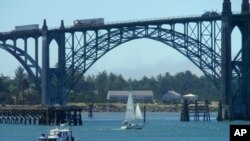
[38,126,75,141]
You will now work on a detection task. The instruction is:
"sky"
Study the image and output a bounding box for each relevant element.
[0,0,243,80]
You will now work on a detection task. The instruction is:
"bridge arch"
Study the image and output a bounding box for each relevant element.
[0,44,42,90]
[49,39,59,68]
[231,26,242,59]
[67,26,221,93]
[87,38,203,78]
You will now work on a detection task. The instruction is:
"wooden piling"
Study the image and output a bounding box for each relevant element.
[180,99,190,121]
[203,99,210,122]
[194,100,199,121]
[217,100,223,121]
[181,99,211,122]
[143,105,146,123]
[88,104,93,118]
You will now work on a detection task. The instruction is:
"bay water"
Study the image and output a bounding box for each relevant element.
[0,112,249,141]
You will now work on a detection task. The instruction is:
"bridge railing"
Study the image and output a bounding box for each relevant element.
[48,13,223,31]
[105,14,203,25]
[2,11,246,34]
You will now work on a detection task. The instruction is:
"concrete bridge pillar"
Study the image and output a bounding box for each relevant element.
[42,19,51,105]
[240,5,250,119]
[221,0,232,120]
[58,20,66,105]
[242,0,250,14]
[221,0,250,120]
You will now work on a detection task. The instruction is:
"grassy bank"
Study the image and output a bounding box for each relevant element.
[1,101,218,112]
[68,101,219,112]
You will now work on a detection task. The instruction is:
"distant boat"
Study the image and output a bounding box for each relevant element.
[38,124,79,141]
[121,91,144,130]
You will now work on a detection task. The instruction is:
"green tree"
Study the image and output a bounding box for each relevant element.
[14,66,28,104]
[0,74,13,104]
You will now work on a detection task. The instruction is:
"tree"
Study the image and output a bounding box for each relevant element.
[0,74,13,104]
[0,74,10,92]
[15,66,27,81]
[14,66,28,104]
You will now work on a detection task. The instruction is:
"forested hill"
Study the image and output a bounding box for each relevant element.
[0,67,219,104]
[68,70,219,103]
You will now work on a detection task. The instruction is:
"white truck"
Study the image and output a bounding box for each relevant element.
[73,18,104,26]
[15,24,39,31]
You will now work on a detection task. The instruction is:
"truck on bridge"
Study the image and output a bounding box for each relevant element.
[14,24,39,32]
[73,18,104,27]
[202,11,220,17]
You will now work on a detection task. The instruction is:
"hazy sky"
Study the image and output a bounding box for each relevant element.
[0,0,242,80]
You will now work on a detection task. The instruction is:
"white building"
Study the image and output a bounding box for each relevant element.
[107,90,154,103]
[162,90,182,104]
[183,94,198,103]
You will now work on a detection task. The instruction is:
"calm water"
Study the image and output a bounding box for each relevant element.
[0,112,249,141]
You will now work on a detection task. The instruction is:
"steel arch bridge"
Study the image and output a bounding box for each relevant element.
[64,19,222,91]
[50,16,224,106]
[1,0,250,121]
[0,16,223,104]
[0,44,41,89]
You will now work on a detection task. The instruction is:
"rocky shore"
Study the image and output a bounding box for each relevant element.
[2,102,218,113]
[68,102,219,113]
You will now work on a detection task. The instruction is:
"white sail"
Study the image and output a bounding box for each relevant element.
[124,92,135,121]
[135,104,143,120]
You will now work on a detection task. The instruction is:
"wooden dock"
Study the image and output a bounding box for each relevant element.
[190,105,210,121]
[180,99,210,122]
[0,105,83,126]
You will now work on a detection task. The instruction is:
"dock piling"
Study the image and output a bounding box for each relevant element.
[0,106,83,126]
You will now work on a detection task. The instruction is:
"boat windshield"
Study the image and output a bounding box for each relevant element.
[38,138,57,141]
[47,139,57,141]
[38,139,47,141]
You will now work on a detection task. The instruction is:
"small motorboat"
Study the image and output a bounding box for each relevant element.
[38,124,78,141]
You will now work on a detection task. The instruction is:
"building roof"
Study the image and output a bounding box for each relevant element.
[183,93,198,102]
[183,94,198,98]
[162,90,182,101]
[107,90,154,99]
[166,91,181,96]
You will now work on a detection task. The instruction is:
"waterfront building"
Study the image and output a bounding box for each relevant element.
[107,90,154,103]
[183,94,198,103]
[162,90,182,104]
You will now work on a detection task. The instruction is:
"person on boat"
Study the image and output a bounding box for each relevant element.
[40,134,45,138]
[57,132,63,141]
[124,121,128,126]
[38,134,46,141]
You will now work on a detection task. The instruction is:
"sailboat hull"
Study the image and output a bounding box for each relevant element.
[121,123,144,130]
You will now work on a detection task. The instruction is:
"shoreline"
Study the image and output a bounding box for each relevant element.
[68,102,219,113]
[1,102,219,113]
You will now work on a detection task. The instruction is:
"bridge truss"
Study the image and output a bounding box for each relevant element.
[64,17,223,96]
[0,16,224,105]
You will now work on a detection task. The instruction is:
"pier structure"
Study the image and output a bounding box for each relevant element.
[0,106,82,126]
[181,99,210,122]
[192,100,210,122]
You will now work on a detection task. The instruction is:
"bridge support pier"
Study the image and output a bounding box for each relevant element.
[41,20,67,106]
[221,0,250,120]
[42,19,51,105]
[221,0,232,120]
[241,0,250,119]
[57,20,66,105]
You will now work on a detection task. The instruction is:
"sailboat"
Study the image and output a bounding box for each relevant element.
[121,91,144,130]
